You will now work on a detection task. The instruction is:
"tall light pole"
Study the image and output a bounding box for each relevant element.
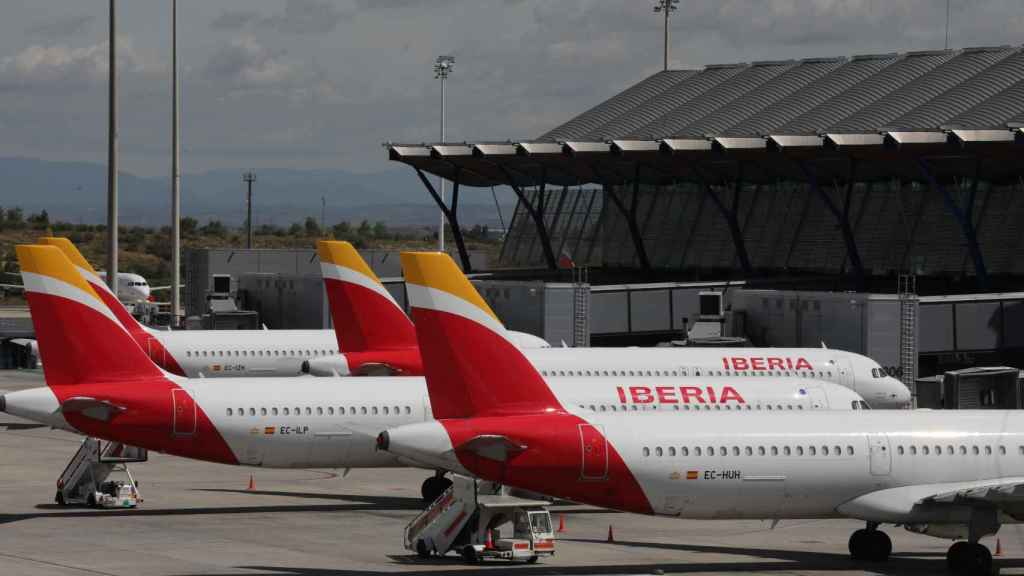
[106,0,119,291]
[434,55,454,252]
[654,0,678,71]
[243,172,256,248]
[170,0,181,323]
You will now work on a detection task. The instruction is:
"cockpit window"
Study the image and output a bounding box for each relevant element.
[859,401,871,410]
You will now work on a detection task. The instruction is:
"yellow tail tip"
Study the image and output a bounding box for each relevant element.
[399,251,499,322]
[317,240,381,282]
[37,237,97,275]
[16,244,99,299]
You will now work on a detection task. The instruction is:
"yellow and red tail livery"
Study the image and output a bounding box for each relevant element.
[400,251,563,419]
[318,241,417,353]
[38,237,184,375]
[17,245,164,386]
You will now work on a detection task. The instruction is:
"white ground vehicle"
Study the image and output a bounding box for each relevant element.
[404,474,555,563]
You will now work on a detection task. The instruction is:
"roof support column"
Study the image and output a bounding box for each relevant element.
[800,161,865,290]
[918,158,989,289]
[413,167,473,272]
[693,164,752,274]
[498,165,557,270]
[603,164,651,271]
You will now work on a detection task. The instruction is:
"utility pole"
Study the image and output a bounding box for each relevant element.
[434,55,454,252]
[654,0,679,71]
[243,172,256,248]
[170,0,181,323]
[320,196,326,237]
[106,0,119,291]
[945,0,951,49]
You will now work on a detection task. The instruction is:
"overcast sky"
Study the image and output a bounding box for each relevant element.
[1,0,1022,177]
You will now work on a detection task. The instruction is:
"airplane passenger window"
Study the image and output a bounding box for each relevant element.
[655,447,663,457]
[226,408,233,416]
[847,446,854,456]
[186,351,191,357]
[766,405,772,411]
[338,407,345,415]
[361,407,367,415]
[272,408,278,416]
[796,446,804,456]
[694,447,702,456]
[261,408,267,416]
[283,408,290,415]
[946,446,953,455]
[646,370,652,376]
[642,447,650,457]
[745,447,753,456]
[681,447,689,456]
[771,447,778,456]
[758,447,766,456]
[1019,446,1024,456]
[985,446,993,455]
[732,447,740,456]
[303,407,310,415]
[294,406,300,414]
[383,407,389,415]
[822,446,830,456]
[834,445,842,456]
[371,407,378,415]
[897,446,904,455]
[922,446,930,455]
[959,446,967,455]
[934,445,941,455]
[809,446,816,456]
[249,408,255,416]
[317,407,324,415]
[786,404,793,410]
[707,446,714,456]
[972,446,980,455]
[909,446,916,455]
[783,446,791,456]
[1000,446,1007,455]
[405,407,411,414]
[668,447,676,456]
[600,405,607,412]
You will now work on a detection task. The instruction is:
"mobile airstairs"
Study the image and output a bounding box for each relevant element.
[56,437,147,508]
[403,474,556,563]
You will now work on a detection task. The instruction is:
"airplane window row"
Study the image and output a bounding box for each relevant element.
[895,444,1015,456]
[187,349,337,358]
[579,403,807,412]
[643,444,856,458]
[542,369,832,379]
[226,405,413,417]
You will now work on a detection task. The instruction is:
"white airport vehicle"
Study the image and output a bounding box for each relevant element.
[404,474,555,563]
[378,252,1024,576]
[55,437,145,508]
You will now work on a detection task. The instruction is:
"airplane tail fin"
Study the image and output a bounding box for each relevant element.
[400,252,562,419]
[37,237,149,336]
[17,245,164,387]
[318,240,416,352]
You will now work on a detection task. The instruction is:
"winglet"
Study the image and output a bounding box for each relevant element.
[400,251,562,419]
[318,240,416,352]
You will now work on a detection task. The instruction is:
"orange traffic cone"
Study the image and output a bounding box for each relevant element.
[606,524,615,543]
[485,529,494,549]
[996,538,1003,556]
[557,514,566,533]
[247,474,255,491]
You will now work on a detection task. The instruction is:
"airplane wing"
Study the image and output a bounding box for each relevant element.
[920,481,1024,505]
[149,285,183,292]
[353,362,404,376]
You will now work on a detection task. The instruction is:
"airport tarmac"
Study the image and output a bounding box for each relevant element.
[2,369,1023,576]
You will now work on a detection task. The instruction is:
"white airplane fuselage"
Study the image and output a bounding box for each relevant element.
[3,376,865,470]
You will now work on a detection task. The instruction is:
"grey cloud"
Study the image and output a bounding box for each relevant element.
[210,0,349,35]
[27,14,94,39]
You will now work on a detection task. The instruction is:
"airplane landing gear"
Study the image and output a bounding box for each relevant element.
[421,473,452,504]
[946,541,991,576]
[848,524,891,562]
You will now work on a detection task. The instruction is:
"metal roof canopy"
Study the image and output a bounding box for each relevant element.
[387,45,1024,277]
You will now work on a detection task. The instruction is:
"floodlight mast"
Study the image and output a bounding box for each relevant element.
[653,0,678,71]
[433,55,454,252]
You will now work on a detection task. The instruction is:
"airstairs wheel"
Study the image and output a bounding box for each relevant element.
[55,491,66,506]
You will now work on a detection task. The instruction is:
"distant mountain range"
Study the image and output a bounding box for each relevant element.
[0,157,515,228]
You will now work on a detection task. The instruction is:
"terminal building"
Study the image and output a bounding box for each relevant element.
[384,45,1024,398]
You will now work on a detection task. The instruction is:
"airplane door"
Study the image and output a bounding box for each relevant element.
[172,388,197,436]
[868,434,891,476]
[579,424,608,480]
[833,358,853,388]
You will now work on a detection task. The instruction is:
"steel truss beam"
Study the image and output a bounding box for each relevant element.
[413,167,473,272]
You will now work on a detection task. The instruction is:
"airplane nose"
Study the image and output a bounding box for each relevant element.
[300,361,310,374]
